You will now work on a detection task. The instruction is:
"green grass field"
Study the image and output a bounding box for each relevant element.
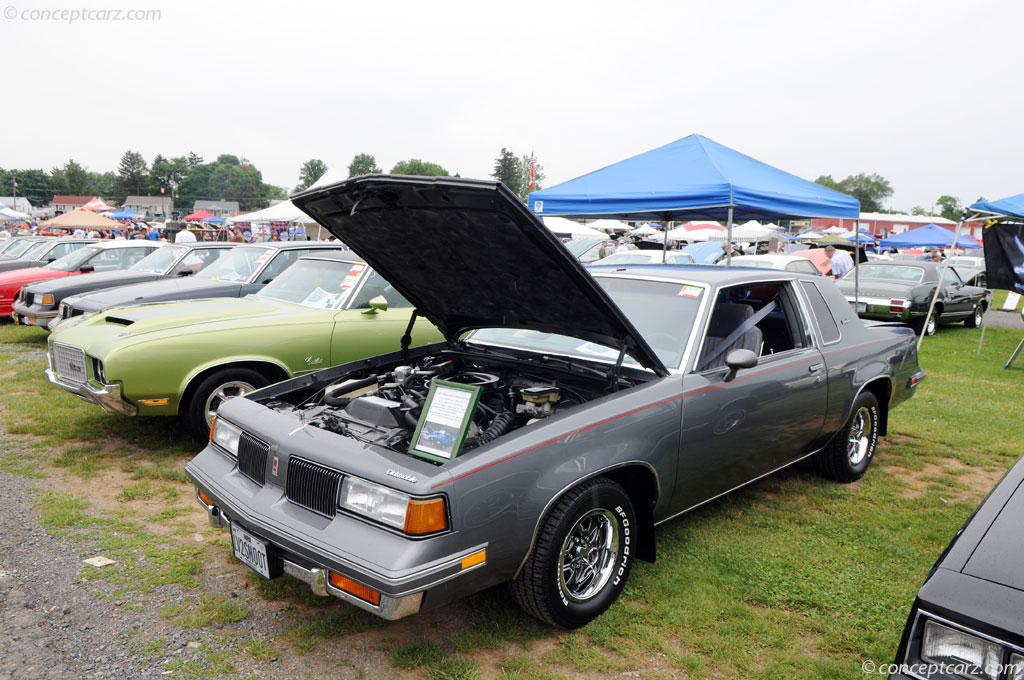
[0,319,1021,679]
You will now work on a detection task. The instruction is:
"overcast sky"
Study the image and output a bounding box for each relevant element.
[4,0,1022,211]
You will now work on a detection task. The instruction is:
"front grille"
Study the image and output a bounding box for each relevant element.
[52,343,87,384]
[237,431,270,485]
[286,457,343,517]
[19,290,32,305]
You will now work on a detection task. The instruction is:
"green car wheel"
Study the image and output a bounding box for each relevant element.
[184,367,269,440]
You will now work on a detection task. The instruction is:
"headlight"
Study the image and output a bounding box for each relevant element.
[338,476,447,534]
[922,620,1003,680]
[1010,654,1024,680]
[40,294,54,306]
[210,417,242,458]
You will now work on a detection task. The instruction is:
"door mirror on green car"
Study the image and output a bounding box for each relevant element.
[361,295,389,315]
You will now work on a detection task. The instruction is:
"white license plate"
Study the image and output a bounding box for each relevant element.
[856,302,866,313]
[231,524,272,579]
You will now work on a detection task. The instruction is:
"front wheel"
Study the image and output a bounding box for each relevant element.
[965,304,984,328]
[812,391,880,483]
[510,478,636,628]
[184,368,269,440]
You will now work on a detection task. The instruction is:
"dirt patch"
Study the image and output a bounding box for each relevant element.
[895,457,1004,500]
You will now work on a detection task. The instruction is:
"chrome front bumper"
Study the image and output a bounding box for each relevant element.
[194,489,425,620]
[45,368,138,416]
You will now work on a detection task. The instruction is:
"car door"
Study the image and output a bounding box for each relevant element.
[329,268,437,364]
[674,280,827,510]
[939,267,972,318]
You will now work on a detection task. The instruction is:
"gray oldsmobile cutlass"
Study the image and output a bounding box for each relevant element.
[186,176,925,628]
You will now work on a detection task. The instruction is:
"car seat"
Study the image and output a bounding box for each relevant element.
[700,303,763,370]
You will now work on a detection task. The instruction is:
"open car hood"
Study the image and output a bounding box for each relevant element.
[293,176,667,376]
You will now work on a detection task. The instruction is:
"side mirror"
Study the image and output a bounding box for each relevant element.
[723,349,758,383]
[361,295,388,315]
[176,269,194,277]
[79,264,94,273]
[46,258,56,263]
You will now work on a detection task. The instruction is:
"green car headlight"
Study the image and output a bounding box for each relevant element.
[210,417,242,458]
[338,476,410,530]
[921,620,1003,680]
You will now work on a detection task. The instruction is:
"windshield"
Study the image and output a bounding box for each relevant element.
[44,246,102,271]
[130,245,187,273]
[21,241,53,260]
[595,253,653,265]
[843,264,924,283]
[948,257,981,267]
[564,238,604,257]
[197,246,273,282]
[256,258,365,308]
[470,277,706,369]
[1,239,36,257]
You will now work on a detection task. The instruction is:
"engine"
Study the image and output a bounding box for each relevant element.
[263,355,593,459]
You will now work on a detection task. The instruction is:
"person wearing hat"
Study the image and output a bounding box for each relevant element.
[113,229,125,240]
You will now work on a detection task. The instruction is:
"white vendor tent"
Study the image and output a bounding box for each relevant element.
[542,216,607,239]
[583,219,629,233]
[629,224,660,236]
[730,221,780,241]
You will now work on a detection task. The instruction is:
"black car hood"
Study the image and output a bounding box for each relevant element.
[961,472,1024,591]
[293,176,667,376]
[24,269,164,295]
[69,276,240,311]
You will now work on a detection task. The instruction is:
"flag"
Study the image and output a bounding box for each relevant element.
[528,154,536,190]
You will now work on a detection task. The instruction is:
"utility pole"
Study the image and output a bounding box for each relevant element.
[11,174,16,210]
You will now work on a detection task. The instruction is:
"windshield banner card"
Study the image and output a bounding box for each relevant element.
[409,379,481,464]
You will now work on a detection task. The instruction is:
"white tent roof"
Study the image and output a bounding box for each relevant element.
[0,204,31,221]
[666,226,729,242]
[227,200,318,225]
[629,224,660,236]
[729,222,780,241]
[583,219,629,233]
[542,216,607,239]
[823,225,847,234]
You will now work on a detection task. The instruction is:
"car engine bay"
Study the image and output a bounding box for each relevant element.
[257,351,643,460]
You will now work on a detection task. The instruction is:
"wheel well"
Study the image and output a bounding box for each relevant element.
[861,378,892,436]
[601,466,658,563]
[179,361,290,415]
[979,299,988,311]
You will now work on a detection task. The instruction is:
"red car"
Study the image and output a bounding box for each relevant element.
[0,241,165,317]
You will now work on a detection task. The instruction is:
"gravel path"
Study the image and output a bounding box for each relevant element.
[0,468,155,680]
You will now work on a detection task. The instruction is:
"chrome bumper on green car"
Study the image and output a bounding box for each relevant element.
[44,368,138,416]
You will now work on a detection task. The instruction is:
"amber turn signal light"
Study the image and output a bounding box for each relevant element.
[404,497,448,535]
[328,572,381,606]
[209,415,217,441]
[460,549,486,571]
[197,488,213,506]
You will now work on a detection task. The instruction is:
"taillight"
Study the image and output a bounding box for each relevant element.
[889,299,907,313]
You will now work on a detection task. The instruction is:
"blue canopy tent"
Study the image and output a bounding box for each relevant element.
[879,223,968,249]
[201,215,225,224]
[109,207,141,219]
[971,194,1024,218]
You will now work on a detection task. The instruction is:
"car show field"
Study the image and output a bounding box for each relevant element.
[2,297,1021,678]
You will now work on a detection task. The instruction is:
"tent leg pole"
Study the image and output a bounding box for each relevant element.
[662,214,669,263]
[1006,334,1024,369]
[725,207,734,266]
[918,218,964,352]
[977,316,986,356]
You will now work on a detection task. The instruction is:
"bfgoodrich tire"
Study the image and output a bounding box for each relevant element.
[813,391,880,483]
[965,304,984,328]
[184,368,269,441]
[510,478,636,628]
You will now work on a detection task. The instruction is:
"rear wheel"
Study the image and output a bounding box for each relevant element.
[911,313,936,336]
[184,368,269,440]
[812,391,880,483]
[965,304,984,328]
[510,478,635,628]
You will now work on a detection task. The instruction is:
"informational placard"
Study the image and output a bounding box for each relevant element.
[409,379,481,463]
[1001,291,1021,311]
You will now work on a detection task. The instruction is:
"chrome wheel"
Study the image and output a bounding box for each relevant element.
[925,314,936,336]
[558,509,619,603]
[847,406,872,465]
[973,307,982,326]
[204,380,256,427]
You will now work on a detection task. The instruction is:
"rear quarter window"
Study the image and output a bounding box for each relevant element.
[800,280,841,344]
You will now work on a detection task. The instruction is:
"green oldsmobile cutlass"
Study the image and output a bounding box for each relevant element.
[45,251,442,438]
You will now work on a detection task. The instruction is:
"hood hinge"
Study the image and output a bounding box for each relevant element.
[607,343,628,392]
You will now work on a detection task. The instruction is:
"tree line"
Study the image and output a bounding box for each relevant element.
[814,173,966,222]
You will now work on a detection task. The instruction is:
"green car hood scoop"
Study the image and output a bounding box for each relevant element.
[292,176,668,377]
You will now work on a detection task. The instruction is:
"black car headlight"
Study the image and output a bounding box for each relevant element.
[210,417,241,458]
[921,620,1004,680]
[1010,654,1024,680]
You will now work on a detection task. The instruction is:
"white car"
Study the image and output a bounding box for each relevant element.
[592,251,696,266]
[725,254,823,276]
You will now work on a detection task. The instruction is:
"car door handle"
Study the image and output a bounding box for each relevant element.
[808,363,824,373]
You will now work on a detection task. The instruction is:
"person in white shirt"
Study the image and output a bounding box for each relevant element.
[175,227,197,243]
[825,245,854,278]
[0,228,10,239]
[73,228,86,239]
[614,239,631,254]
